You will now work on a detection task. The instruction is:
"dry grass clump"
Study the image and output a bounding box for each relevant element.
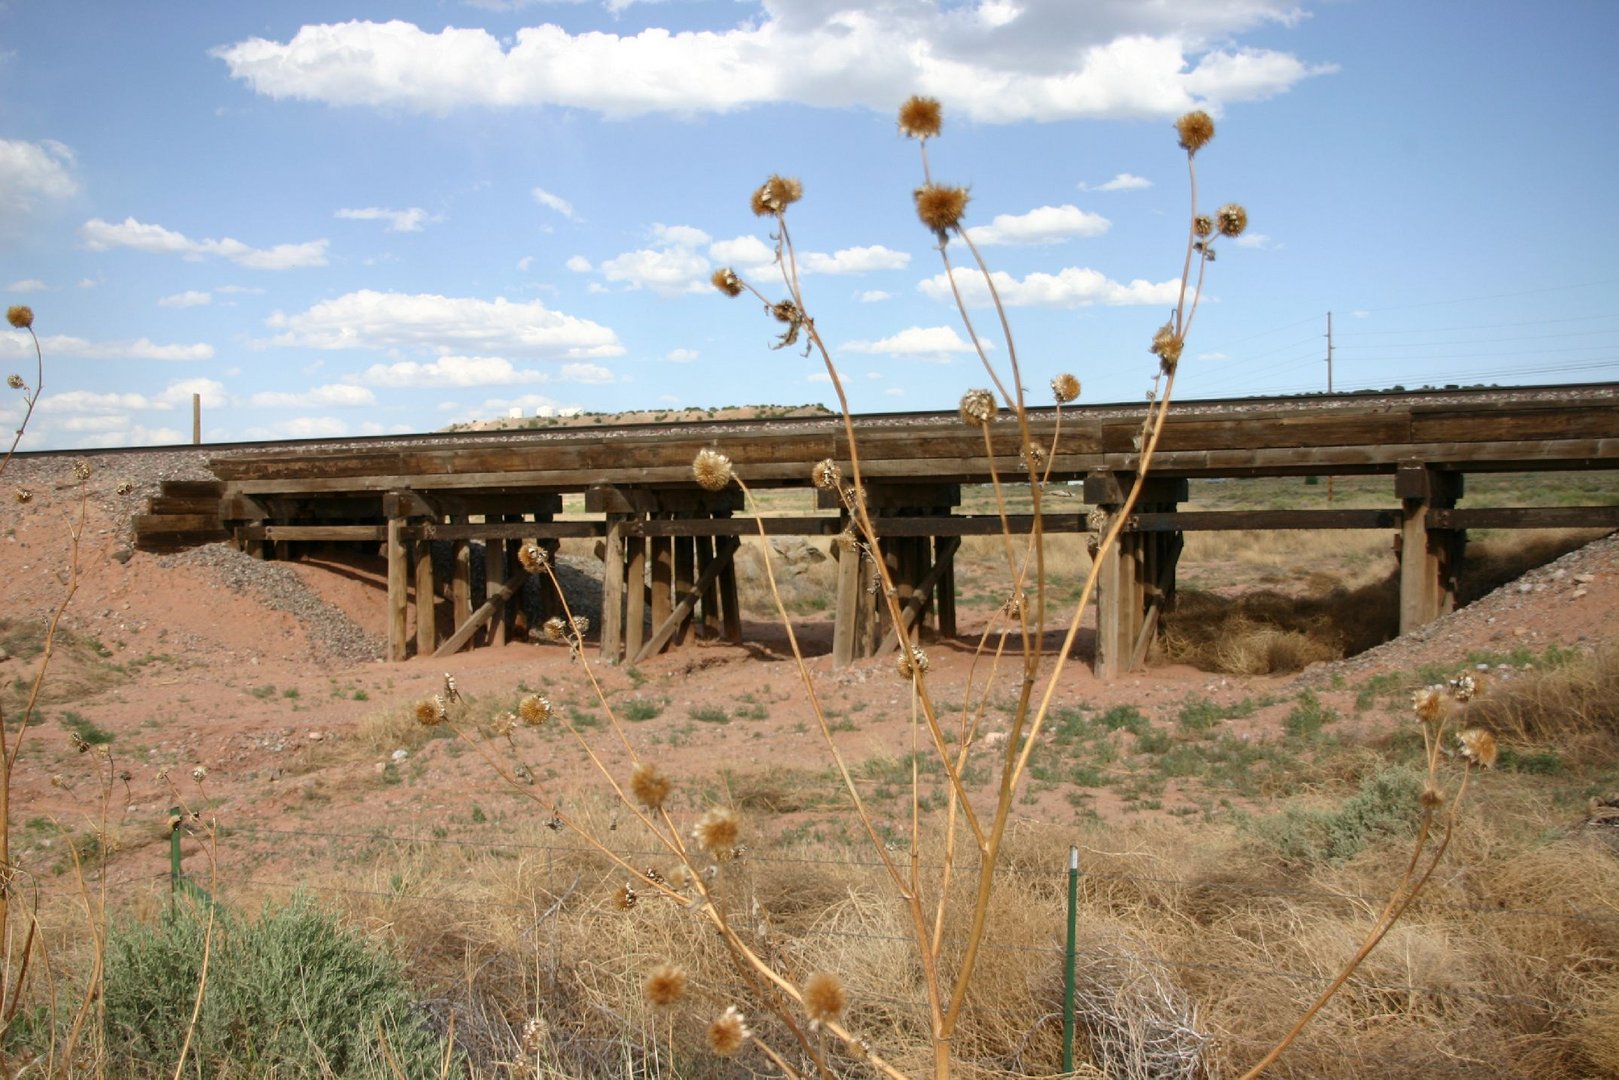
[1461,644,1619,757]
[1158,579,1397,674]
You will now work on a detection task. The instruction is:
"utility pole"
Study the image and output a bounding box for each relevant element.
[1325,312,1334,503]
[1325,311,1334,393]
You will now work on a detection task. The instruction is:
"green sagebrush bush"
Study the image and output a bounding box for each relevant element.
[1241,765,1424,865]
[104,893,454,1078]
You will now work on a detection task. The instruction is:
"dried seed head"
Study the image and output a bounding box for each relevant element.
[1192,214,1214,238]
[517,542,549,573]
[959,388,996,427]
[1050,372,1081,404]
[543,615,569,641]
[693,806,740,854]
[1419,785,1446,809]
[631,762,672,810]
[415,697,446,727]
[518,693,552,726]
[1411,686,1445,725]
[442,672,461,704]
[6,305,34,330]
[770,299,801,325]
[1216,203,1248,238]
[898,95,943,139]
[569,614,590,637]
[1448,673,1479,702]
[1175,110,1215,154]
[492,711,517,737]
[6,374,22,390]
[521,1016,548,1054]
[614,881,638,910]
[14,488,31,504]
[895,645,929,679]
[811,458,842,491]
[707,1005,751,1056]
[692,448,735,491]
[1150,322,1184,371]
[191,765,208,783]
[1020,443,1048,474]
[1001,590,1025,618]
[751,174,803,216]
[914,183,970,235]
[1086,506,1111,533]
[72,459,91,482]
[711,267,744,297]
[802,971,846,1024]
[644,964,688,1006]
[1457,728,1498,769]
[115,479,134,496]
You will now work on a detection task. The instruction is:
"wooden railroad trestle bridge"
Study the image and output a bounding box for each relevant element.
[132,385,1619,677]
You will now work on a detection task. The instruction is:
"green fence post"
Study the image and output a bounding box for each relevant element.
[168,805,183,907]
[1063,844,1079,1074]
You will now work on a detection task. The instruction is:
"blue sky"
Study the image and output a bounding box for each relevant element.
[3,1,1616,449]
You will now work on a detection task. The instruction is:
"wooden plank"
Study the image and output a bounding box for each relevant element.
[487,523,509,648]
[832,535,862,667]
[131,513,222,536]
[632,541,736,663]
[620,516,840,537]
[1130,509,1402,532]
[387,518,409,662]
[1430,505,1619,529]
[650,536,672,656]
[599,516,628,663]
[452,520,472,638]
[432,567,532,658]
[147,496,225,515]
[425,520,603,541]
[934,535,956,639]
[239,525,389,541]
[673,537,694,647]
[415,535,436,655]
[718,536,742,644]
[625,536,647,660]
[877,536,960,654]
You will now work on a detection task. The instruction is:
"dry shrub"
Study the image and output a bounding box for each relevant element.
[1462,644,1619,759]
[1159,578,1398,675]
[1069,923,1207,1080]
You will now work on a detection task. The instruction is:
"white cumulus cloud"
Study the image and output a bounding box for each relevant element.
[966,205,1109,246]
[5,279,49,293]
[800,245,911,274]
[1,333,214,361]
[842,325,980,359]
[265,289,622,358]
[159,290,213,308]
[560,361,615,384]
[335,206,431,231]
[919,265,1180,308]
[0,138,79,214]
[81,217,329,269]
[213,7,1328,121]
[356,355,551,388]
[531,186,576,219]
[1086,172,1152,191]
[250,384,379,408]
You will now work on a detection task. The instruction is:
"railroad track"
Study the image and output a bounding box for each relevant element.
[12,382,1616,462]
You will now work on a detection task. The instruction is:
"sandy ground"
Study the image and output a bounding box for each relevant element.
[3,454,1616,899]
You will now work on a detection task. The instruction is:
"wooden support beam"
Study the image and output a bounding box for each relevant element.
[432,568,532,658]
[878,536,960,655]
[673,536,694,647]
[696,535,720,637]
[414,532,436,656]
[933,535,957,639]
[718,536,742,643]
[387,517,409,662]
[451,517,472,639]
[633,541,738,663]
[625,536,647,661]
[832,535,863,668]
[599,515,629,664]
[1397,464,1464,635]
[650,536,673,655]
[487,519,509,648]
